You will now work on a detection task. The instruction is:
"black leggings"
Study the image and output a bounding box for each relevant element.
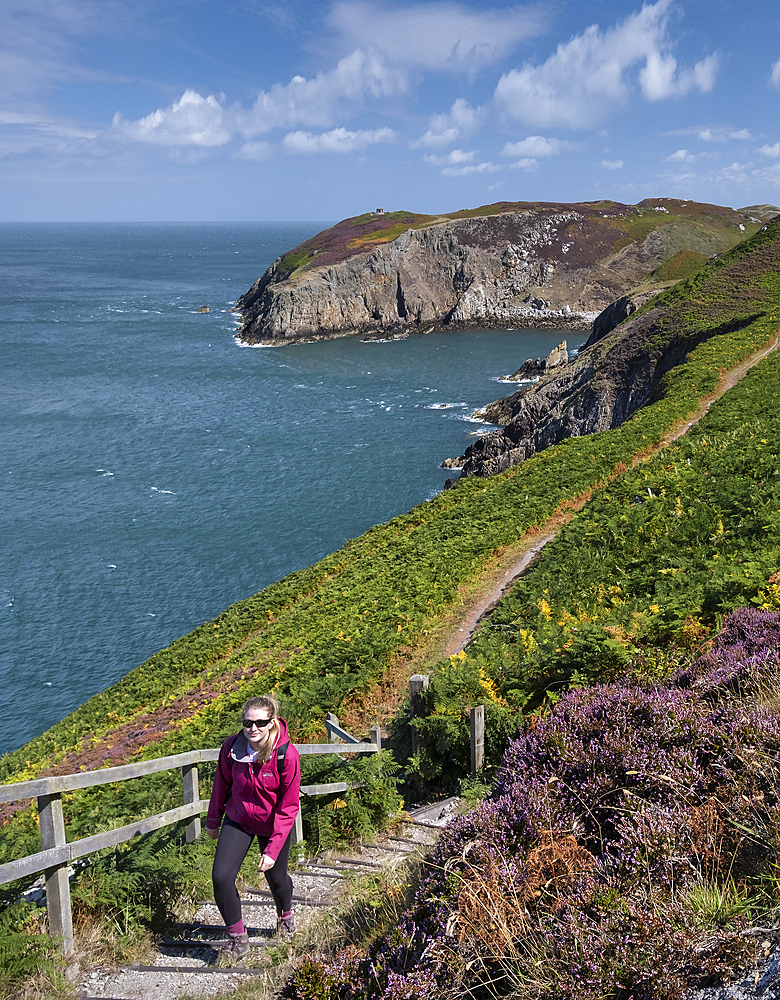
[212,816,293,926]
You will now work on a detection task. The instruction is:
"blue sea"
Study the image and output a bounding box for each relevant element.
[0,223,576,755]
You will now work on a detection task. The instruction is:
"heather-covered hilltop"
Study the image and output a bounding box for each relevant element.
[237,200,765,345]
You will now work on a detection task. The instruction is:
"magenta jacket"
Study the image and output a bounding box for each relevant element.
[205,718,301,859]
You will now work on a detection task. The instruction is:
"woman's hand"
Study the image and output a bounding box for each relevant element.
[258,853,275,872]
[206,826,220,840]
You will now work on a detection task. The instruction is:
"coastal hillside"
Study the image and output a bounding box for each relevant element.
[454,214,780,478]
[236,199,767,345]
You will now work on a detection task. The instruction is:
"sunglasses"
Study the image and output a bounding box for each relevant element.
[243,717,273,729]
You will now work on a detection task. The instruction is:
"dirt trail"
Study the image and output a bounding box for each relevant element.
[441,532,557,657]
[436,332,780,658]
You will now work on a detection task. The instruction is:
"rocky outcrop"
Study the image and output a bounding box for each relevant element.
[238,211,600,344]
[237,200,759,345]
[456,305,691,478]
[503,340,568,381]
[587,290,661,346]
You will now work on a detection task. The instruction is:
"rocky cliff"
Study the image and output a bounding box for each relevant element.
[237,199,760,345]
[455,304,676,476]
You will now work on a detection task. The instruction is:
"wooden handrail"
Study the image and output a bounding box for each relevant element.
[0,741,378,803]
[0,749,213,804]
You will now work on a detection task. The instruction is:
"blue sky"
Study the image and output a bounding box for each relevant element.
[3,0,780,221]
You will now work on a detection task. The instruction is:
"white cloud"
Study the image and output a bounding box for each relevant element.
[115,90,233,147]
[282,126,396,154]
[698,127,753,142]
[494,0,719,129]
[719,161,750,183]
[771,57,780,87]
[754,162,780,186]
[665,148,695,162]
[639,51,718,100]
[327,1,548,73]
[759,142,780,158]
[234,140,273,161]
[239,49,406,135]
[116,48,406,149]
[602,159,624,169]
[411,99,479,148]
[501,135,569,157]
[423,148,475,166]
[507,158,538,171]
[441,160,500,176]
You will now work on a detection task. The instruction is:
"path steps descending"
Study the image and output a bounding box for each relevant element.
[76,799,458,1000]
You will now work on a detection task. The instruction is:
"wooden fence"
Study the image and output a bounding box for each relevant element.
[408,674,484,774]
[0,714,380,955]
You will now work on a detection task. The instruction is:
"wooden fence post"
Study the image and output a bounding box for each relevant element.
[470,705,485,776]
[181,763,201,843]
[38,792,73,956]
[409,674,429,755]
[370,725,382,752]
[325,712,340,743]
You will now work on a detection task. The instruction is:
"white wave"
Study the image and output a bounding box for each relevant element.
[150,487,176,495]
[426,402,467,410]
[458,413,494,424]
[102,471,114,477]
[492,375,539,385]
[43,681,53,687]
[107,564,117,569]
[233,334,283,348]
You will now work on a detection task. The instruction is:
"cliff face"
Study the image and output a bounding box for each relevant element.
[237,200,759,345]
[458,306,673,477]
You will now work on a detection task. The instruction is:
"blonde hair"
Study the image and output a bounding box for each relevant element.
[242,694,281,749]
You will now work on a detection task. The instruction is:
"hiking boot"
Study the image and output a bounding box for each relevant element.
[276,913,295,939]
[223,930,250,958]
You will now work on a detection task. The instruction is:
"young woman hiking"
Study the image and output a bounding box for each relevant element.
[206,695,301,956]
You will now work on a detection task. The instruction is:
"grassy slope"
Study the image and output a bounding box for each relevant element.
[2,221,780,864]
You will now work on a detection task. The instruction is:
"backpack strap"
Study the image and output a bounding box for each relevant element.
[226,734,239,769]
